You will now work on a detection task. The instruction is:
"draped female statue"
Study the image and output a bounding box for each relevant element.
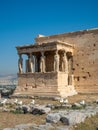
[40,52,46,72]
[54,51,59,72]
[62,52,68,73]
[18,54,23,73]
[28,54,34,72]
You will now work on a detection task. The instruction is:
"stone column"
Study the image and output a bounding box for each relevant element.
[62,52,68,73]
[54,50,59,72]
[18,54,23,73]
[40,51,46,72]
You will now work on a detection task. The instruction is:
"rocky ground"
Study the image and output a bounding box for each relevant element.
[0,94,98,130]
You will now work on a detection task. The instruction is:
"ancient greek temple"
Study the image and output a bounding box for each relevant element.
[14,28,98,97]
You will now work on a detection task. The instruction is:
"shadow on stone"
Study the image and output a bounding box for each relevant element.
[60,117,69,125]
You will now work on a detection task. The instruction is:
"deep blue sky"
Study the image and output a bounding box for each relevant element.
[0,0,98,75]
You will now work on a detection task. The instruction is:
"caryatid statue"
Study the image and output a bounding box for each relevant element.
[62,52,68,73]
[18,54,23,73]
[28,54,34,72]
[40,52,46,72]
[54,51,59,72]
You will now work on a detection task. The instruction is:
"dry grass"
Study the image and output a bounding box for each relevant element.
[0,94,98,129]
[72,113,98,130]
[67,93,98,104]
[0,112,46,129]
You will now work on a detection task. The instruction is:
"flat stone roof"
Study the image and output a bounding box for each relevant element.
[35,28,98,41]
[16,40,73,49]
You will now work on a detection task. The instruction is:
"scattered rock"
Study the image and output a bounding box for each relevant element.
[96,100,98,104]
[23,107,28,114]
[46,113,61,123]
[46,104,55,109]
[60,117,69,125]
[0,98,7,105]
[31,108,45,115]
[3,128,18,130]
[53,97,61,101]
[30,96,35,99]
[54,104,62,109]
[22,105,31,114]
[31,105,51,115]
[39,123,54,130]
[15,123,33,129]
[72,103,83,109]
[2,98,98,130]
[65,111,86,125]
[96,126,98,130]
[56,126,72,130]
[3,108,10,112]
[41,107,51,114]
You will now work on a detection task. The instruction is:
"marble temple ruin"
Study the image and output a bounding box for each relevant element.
[14,28,98,97]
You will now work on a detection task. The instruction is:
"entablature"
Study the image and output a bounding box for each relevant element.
[16,41,73,55]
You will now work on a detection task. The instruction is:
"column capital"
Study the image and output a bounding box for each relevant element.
[41,51,44,56]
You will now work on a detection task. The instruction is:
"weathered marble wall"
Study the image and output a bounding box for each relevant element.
[15,72,61,96]
[35,29,98,93]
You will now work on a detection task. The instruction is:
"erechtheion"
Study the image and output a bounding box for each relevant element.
[14,28,98,97]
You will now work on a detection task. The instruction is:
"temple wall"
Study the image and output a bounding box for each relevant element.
[57,73,77,96]
[45,52,54,72]
[58,72,68,87]
[69,31,98,93]
[16,72,60,96]
[35,29,98,93]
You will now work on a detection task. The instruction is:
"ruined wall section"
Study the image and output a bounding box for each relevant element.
[73,31,98,93]
[35,29,98,93]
